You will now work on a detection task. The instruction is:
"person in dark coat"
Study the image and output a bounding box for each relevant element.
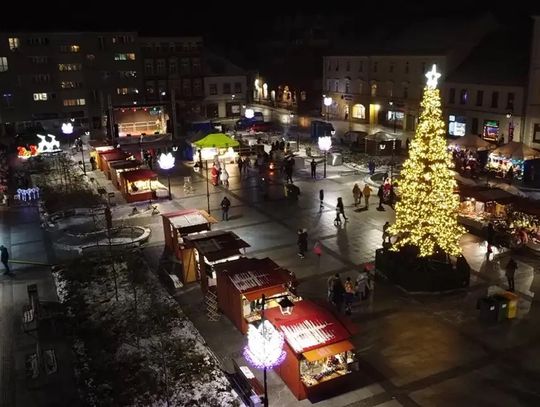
[220,196,231,221]
[310,159,317,179]
[505,258,517,292]
[331,276,345,312]
[336,197,348,222]
[486,222,495,254]
[377,185,385,210]
[297,228,308,258]
[319,189,324,211]
[0,245,11,276]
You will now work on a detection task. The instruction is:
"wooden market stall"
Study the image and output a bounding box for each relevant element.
[161,209,218,283]
[214,257,297,334]
[182,230,250,293]
[264,300,358,401]
[109,160,142,189]
[100,150,129,178]
[94,147,120,171]
[119,168,165,203]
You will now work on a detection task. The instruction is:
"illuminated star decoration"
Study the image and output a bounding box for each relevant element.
[243,320,286,369]
[157,152,175,170]
[36,134,61,153]
[425,64,441,89]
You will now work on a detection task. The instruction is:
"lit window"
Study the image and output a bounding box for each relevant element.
[117,87,128,95]
[86,54,95,61]
[115,53,135,61]
[58,63,82,71]
[63,98,86,106]
[0,57,8,72]
[8,38,20,50]
[33,93,48,101]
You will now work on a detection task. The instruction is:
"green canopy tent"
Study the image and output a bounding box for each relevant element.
[193,133,239,149]
[193,133,239,214]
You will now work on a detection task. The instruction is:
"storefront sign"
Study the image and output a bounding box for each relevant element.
[449,115,466,137]
[483,120,499,141]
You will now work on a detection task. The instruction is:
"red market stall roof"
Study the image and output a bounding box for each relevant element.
[121,169,158,183]
[183,230,250,262]
[265,300,351,354]
[101,151,128,162]
[98,148,123,157]
[162,209,217,230]
[109,160,142,170]
[214,257,293,301]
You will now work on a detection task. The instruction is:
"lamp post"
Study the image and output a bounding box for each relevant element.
[158,152,175,200]
[506,112,514,143]
[323,96,332,122]
[318,136,332,178]
[389,101,397,134]
[244,293,293,407]
[198,148,213,214]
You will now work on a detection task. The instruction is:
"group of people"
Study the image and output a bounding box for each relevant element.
[211,161,230,187]
[327,269,373,315]
[352,183,373,208]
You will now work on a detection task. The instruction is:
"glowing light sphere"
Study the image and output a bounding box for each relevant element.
[61,122,74,135]
[158,152,175,170]
[323,96,332,107]
[245,108,255,119]
[243,320,286,369]
[318,136,332,152]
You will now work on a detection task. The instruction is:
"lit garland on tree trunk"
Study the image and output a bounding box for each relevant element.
[389,65,465,257]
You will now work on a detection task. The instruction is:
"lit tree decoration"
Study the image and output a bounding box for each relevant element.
[243,320,286,369]
[157,152,175,170]
[36,134,61,153]
[389,64,465,257]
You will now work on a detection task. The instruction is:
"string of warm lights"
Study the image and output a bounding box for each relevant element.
[389,65,465,257]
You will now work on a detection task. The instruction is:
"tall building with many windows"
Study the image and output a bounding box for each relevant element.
[0,31,143,134]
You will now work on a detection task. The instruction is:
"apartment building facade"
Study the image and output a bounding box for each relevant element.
[0,32,143,134]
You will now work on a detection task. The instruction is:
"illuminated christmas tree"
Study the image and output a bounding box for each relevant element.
[389,65,465,257]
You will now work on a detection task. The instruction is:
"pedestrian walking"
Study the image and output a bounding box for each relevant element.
[319,189,324,211]
[220,196,231,221]
[363,184,372,208]
[368,160,375,175]
[332,275,345,312]
[327,273,339,304]
[352,183,362,206]
[220,167,229,187]
[486,222,495,254]
[377,185,384,210]
[382,221,391,244]
[237,157,244,176]
[89,156,97,171]
[297,228,308,258]
[310,159,317,179]
[336,197,348,222]
[355,269,367,300]
[0,245,11,276]
[505,257,517,292]
[344,277,355,315]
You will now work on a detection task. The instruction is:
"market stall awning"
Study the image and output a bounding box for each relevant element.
[184,230,250,262]
[447,134,495,151]
[490,142,540,161]
[162,209,218,229]
[101,151,128,162]
[109,160,142,170]
[265,300,351,353]
[458,185,516,204]
[365,131,397,142]
[302,340,354,362]
[121,169,158,182]
[193,133,240,149]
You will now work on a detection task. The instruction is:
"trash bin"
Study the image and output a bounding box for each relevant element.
[331,153,343,166]
[477,296,498,322]
[498,291,518,319]
[491,295,509,322]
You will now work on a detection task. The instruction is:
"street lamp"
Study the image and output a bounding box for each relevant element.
[158,152,175,200]
[199,148,216,214]
[243,293,293,407]
[318,136,332,178]
[389,101,397,134]
[323,96,332,121]
[506,112,514,143]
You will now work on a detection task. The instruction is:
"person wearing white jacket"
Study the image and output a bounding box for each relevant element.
[220,166,229,187]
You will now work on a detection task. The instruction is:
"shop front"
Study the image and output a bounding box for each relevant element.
[448,115,467,137]
[161,209,218,283]
[264,300,357,400]
[100,150,129,179]
[182,230,250,292]
[214,257,298,334]
[119,168,166,203]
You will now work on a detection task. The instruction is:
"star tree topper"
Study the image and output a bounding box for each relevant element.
[425,64,441,89]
